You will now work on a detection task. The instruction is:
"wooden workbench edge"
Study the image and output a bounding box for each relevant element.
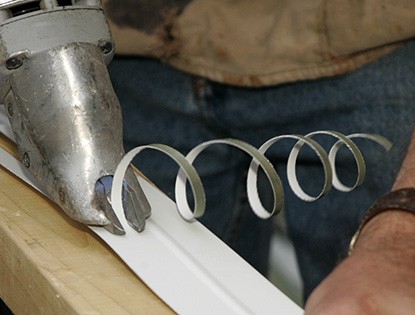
[0,161,174,314]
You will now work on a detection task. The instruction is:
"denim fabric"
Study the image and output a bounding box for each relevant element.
[108,41,415,300]
[0,300,11,315]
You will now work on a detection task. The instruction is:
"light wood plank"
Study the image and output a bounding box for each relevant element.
[0,136,174,314]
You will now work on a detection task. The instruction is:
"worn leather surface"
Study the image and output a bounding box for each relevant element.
[103,1,414,86]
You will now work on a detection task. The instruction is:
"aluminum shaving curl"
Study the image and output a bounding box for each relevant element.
[111,131,392,225]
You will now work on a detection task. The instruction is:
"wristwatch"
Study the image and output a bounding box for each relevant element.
[349,188,415,255]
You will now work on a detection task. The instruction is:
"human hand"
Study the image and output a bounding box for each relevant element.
[304,210,415,315]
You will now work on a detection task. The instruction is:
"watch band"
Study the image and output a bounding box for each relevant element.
[349,188,415,255]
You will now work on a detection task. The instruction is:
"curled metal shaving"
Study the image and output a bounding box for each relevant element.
[111,131,392,224]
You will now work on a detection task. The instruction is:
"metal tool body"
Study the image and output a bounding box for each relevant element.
[0,0,150,234]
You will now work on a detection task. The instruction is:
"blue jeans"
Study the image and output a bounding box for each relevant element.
[108,41,415,299]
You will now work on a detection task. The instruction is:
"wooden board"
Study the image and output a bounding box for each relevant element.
[0,135,174,314]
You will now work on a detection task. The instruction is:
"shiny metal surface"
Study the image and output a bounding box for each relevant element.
[5,43,151,233]
[0,0,36,9]
[0,0,114,107]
